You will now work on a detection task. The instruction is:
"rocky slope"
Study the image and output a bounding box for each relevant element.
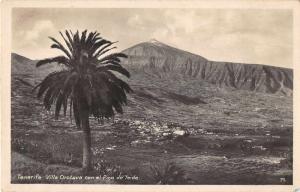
[122,39,293,96]
[11,53,62,87]
[12,53,36,75]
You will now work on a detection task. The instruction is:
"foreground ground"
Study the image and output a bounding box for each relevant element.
[11,73,293,184]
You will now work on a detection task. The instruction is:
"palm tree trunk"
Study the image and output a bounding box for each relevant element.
[80,108,92,172]
[73,101,81,130]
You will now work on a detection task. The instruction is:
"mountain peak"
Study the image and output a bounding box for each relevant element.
[122,39,207,61]
[149,38,159,43]
[148,39,164,46]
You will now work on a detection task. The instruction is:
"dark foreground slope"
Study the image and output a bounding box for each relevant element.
[122,40,293,96]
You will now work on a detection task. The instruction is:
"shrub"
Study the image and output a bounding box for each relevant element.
[150,162,192,184]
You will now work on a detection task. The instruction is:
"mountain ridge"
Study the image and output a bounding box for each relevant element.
[121,40,293,96]
[11,39,293,96]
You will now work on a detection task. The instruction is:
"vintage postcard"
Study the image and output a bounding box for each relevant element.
[1,0,300,191]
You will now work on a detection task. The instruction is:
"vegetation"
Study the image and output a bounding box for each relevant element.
[150,162,192,184]
[34,30,132,172]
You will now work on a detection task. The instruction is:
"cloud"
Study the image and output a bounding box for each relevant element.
[127,14,143,28]
[13,19,58,59]
[152,28,169,38]
[24,20,55,42]
[164,10,198,34]
[12,8,292,67]
[148,9,292,67]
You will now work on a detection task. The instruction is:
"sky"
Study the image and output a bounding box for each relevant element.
[12,8,293,68]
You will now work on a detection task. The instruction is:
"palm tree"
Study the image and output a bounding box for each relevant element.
[34,30,132,172]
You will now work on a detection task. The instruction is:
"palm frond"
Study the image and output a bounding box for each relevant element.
[100,60,122,66]
[98,53,128,63]
[59,31,73,54]
[101,71,132,93]
[90,39,110,55]
[36,56,69,67]
[49,36,72,59]
[96,64,130,78]
[81,30,88,45]
[93,41,117,58]
[96,46,117,58]
[35,70,68,97]
[65,30,74,47]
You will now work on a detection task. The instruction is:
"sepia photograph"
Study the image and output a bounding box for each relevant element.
[2,0,299,191]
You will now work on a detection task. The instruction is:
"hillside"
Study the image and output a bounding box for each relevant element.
[11,53,36,75]
[11,53,62,86]
[10,43,293,184]
[122,40,293,96]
